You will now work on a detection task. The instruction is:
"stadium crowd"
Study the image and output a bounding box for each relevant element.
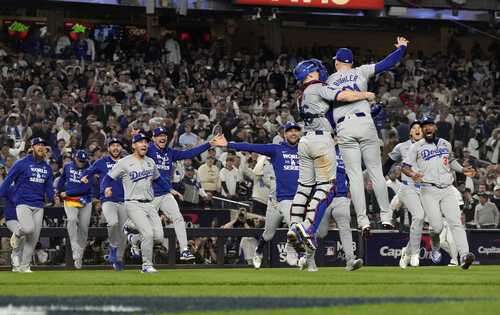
[0,30,499,266]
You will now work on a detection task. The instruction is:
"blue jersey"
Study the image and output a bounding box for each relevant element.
[147,143,210,197]
[84,156,124,203]
[0,155,54,208]
[228,141,299,202]
[57,161,92,203]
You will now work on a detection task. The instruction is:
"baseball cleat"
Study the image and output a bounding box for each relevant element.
[298,251,318,272]
[286,223,301,244]
[252,251,263,269]
[11,251,20,269]
[448,258,458,267]
[410,253,420,267]
[361,225,371,238]
[430,250,442,264]
[10,233,24,249]
[180,249,196,262]
[345,258,363,272]
[141,265,158,273]
[74,258,83,269]
[18,265,32,273]
[399,247,410,269]
[295,223,316,251]
[113,261,125,271]
[460,253,475,270]
[128,234,141,258]
[285,242,299,266]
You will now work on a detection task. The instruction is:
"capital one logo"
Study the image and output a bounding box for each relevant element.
[380,246,433,259]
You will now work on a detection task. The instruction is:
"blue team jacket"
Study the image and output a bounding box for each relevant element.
[228,141,299,202]
[83,156,124,203]
[147,142,210,197]
[57,161,92,203]
[0,155,54,208]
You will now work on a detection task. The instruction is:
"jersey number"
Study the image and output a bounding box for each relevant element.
[343,84,361,92]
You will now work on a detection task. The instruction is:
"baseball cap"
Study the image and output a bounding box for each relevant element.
[410,120,421,129]
[153,127,168,137]
[420,116,435,126]
[75,150,88,162]
[107,137,123,147]
[31,137,47,146]
[284,122,301,132]
[132,133,150,143]
[333,48,354,64]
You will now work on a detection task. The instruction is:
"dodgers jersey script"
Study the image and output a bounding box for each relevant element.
[108,155,160,201]
[403,138,456,187]
[326,64,375,122]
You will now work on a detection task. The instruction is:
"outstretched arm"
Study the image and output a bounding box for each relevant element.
[375,37,409,74]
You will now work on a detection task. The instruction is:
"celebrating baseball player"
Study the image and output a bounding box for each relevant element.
[326,37,409,233]
[81,138,126,271]
[287,58,375,250]
[147,127,225,261]
[57,149,93,269]
[299,145,364,272]
[0,137,55,273]
[402,117,476,269]
[383,120,425,268]
[103,133,163,273]
[218,122,302,269]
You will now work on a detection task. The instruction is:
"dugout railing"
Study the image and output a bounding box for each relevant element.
[1,226,499,270]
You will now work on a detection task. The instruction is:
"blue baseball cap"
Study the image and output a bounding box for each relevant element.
[30,137,47,146]
[333,48,353,64]
[153,127,168,137]
[284,122,301,132]
[420,116,435,126]
[132,133,150,143]
[75,150,88,162]
[107,138,123,147]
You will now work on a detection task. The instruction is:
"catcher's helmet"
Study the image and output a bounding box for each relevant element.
[294,59,328,82]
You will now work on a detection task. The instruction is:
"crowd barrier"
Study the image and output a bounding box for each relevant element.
[0,226,498,270]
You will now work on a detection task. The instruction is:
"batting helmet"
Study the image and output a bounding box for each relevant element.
[293,59,328,82]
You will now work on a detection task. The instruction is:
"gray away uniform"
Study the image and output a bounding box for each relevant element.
[388,140,425,255]
[327,65,392,227]
[290,82,339,227]
[108,155,163,267]
[403,138,470,257]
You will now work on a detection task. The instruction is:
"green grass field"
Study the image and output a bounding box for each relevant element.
[1,266,499,314]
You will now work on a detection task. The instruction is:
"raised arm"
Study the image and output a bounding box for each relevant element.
[228,142,277,158]
[375,37,408,74]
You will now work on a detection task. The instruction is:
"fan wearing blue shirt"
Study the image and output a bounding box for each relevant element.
[0,137,55,273]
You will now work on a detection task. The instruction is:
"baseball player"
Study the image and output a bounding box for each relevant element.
[0,137,55,273]
[103,133,162,273]
[220,122,302,269]
[402,117,476,269]
[299,145,364,272]
[326,37,409,232]
[57,149,93,269]
[287,58,375,250]
[81,138,126,271]
[147,127,224,261]
[383,121,425,268]
[439,185,462,266]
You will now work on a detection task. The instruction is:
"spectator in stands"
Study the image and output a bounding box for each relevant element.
[181,166,210,206]
[462,188,477,228]
[198,156,219,195]
[491,185,500,210]
[474,192,500,229]
[218,156,240,199]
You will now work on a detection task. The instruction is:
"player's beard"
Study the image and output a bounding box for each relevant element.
[33,147,46,160]
[109,150,121,160]
[424,132,435,143]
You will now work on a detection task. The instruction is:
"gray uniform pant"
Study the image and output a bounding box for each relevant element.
[152,193,188,251]
[15,205,44,268]
[337,116,392,227]
[262,199,292,242]
[64,203,92,260]
[291,133,336,227]
[398,184,425,255]
[125,201,164,266]
[102,201,127,261]
[6,219,23,267]
[317,197,355,262]
[420,185,469,257]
